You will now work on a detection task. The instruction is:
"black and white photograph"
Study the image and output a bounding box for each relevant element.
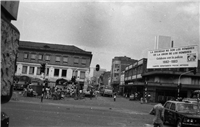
[1,0,200,127]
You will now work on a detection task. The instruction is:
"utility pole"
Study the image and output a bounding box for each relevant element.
[40,63,46,102]
[177,69,195,99]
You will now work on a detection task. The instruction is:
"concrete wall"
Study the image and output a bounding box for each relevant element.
[1,17,20,96]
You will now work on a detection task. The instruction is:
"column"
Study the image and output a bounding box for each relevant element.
[59,68,62,78]
[27,66,30,75]
[34,66,37,76]
[67,68,73,80]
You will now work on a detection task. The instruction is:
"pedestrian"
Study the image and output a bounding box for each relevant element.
[95,90,99,99]
[135,92,138,100]
[147,93,151,103]
[150,103,164,127]
[113,92,117,101]
[46,87,50,99]
[90,89,93,100]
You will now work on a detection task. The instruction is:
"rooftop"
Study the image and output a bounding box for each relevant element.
[19,41,92,56]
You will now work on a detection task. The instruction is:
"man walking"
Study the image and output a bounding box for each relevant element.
[90,89,93,100]
[151,103,164,127]
[113,92,117,101]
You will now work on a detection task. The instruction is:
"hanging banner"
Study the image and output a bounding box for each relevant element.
[147,45,198,69]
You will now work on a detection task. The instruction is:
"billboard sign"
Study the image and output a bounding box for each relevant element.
[147,45,198,69]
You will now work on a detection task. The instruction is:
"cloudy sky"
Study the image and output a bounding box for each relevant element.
[12,0,200,71]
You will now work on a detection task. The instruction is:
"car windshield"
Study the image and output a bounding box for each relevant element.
[177,103,198,112]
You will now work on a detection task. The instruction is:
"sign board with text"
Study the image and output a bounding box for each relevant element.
[147,45,198,69]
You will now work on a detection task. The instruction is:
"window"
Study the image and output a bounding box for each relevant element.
[31,54,36,60]
[37,67,41,75]
[73,70,78,77]
[29,67,35,75]
[81,59,86,65]
[56,56,60,62]
[74,57,79,64]
[22,66,27,74]
[54,69,59,77]
[63,57,68,63]
[80,71,85,79]
[138,65,143,74]
[17,53,20,58]
[46,68,49,76]
[45,54,50,61]
[170,103,175,111]
[62,69,67,77]
[38,54,43,60]
[115,64,119,68]
[23,53,29,59]
[164,102,171,109]
[114,73,119,77]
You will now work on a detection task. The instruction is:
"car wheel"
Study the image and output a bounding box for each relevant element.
[177,120,182,127]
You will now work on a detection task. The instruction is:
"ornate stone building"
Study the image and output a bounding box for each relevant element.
[16,41,93,88]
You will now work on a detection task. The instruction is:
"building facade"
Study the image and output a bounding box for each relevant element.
[123,58,200,103]
[16,41,93,87]
[99,71,111,88]
[1,1,20,103]
[110,56,137,92]
[119,71,125,95]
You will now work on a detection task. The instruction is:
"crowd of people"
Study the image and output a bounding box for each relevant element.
[21,81,87,100]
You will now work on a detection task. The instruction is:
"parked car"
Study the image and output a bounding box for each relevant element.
[103,88,113,97]
[100,88,105,96]
[129,94,135,101]
[182,98,199,104]
[13,76,31,90]
[83,89,95,97]
[163,100,200,127]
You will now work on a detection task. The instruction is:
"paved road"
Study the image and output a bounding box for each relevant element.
[2,93,172,127]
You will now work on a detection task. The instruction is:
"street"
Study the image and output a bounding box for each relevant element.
[2,94,172,127]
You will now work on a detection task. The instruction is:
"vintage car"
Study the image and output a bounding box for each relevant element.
[55,78,69,90]
[103,88,113,97]
[13,76,31,90]
[129,94,135,101]
[163,100,200,127]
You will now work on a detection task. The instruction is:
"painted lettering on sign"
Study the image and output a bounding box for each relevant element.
[147,45,198,69]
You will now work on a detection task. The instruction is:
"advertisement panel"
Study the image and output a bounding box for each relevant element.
[147,45,198,69]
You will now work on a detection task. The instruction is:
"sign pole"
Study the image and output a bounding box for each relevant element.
[177,70,194,100]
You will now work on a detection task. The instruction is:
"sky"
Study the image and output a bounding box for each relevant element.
[12,0,200,71]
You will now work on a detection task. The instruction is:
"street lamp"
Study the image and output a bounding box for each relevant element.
[177,69,195,99]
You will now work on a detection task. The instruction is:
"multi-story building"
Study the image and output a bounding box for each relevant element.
[91,68,106,89]
[124,58,200,103]
[111,56,137,92]
[119,71,125,95]
[15,41,93,88]
[99,71,111,88]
